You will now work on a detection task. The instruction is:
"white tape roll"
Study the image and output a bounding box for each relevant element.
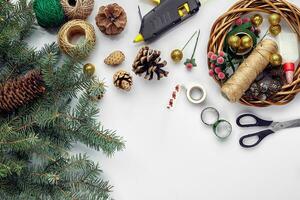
[185,84,207,104]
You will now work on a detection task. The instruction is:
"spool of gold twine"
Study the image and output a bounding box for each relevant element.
[221,39,278,102]
[61,0,94,20]
[58,19,96,59]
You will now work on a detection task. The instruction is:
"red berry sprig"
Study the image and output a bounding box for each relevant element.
[208,51,226,80]
[184,30,200,71]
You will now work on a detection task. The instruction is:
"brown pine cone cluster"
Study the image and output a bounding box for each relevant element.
[0,70,45,112]
[95,3,127,35]
[113,70,132,91]
[132,46,168,80]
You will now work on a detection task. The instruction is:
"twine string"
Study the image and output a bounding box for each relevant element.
[221,39,278,102]
[61,0,94,20]
[58,19,96,59]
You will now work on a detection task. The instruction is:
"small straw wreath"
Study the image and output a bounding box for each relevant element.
[61,0,94,20]
[208,0,300,107]
[58,19,96,59]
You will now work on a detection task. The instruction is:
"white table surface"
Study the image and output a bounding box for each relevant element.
[31,0,300,199]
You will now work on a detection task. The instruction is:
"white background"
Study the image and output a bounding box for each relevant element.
[31,0,300,199]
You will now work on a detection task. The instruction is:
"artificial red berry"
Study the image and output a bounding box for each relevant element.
[209,69,214,77]
[214,67,222,74]
[218,51,225,57]
[218,72,226,80]
[235,18,243,26]
[242,17,251,23]
[186,63,193,70]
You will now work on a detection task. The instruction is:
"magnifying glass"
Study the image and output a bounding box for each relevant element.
[201,107,232,139]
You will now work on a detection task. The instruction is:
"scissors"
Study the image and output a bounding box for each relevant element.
[236,114,300,148]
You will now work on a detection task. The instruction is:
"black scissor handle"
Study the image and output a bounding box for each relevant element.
[239,129,275,148]
[236,114,273,127]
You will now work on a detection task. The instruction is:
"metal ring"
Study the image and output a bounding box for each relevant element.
[186,84,206,104]
[201,107,220,126]
[213,120,232,139]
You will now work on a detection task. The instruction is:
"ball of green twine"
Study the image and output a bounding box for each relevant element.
[33,0,65,28]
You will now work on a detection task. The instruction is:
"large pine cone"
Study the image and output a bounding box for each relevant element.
[95,3,127,35]
[0,70,45,112]
[132,46,168,80]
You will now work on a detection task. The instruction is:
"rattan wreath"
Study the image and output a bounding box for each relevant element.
[208,0,300,107]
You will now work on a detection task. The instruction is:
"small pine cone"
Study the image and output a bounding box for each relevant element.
[132,46,168,80]
[95,3,127,35]
[113,70,132,91]
[88,80,107,101]
[0,70,45,112]
[104,50,125,66]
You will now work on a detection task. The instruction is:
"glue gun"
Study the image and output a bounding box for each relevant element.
[134,0,201,43]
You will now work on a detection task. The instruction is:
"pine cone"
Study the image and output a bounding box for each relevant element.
[132,46,168,80]
[87,80,106,101]
[95,3,127,35]
[104,50,125,66]
[113,70,132,91]
[0,70,45,112]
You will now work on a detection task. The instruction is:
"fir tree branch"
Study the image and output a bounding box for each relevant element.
[0,1,123,198]
[0,133,38,145]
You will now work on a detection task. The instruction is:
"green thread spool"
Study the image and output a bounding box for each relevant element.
[33,0,65,28]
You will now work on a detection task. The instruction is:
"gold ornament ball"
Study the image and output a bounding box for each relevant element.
[228,35,241,49]
[83,63,96,76]
[171,49,183,62]
[240,35,253,49]
[269,13,281,25]
[270,53,282,66]
[251,14,263,27]
[269,24,281,36]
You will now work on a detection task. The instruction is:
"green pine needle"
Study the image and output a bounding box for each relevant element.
[0,1,125,199]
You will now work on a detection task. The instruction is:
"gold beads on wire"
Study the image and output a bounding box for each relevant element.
[269,53,282,66]
[171,49,183,62]
[269,13,281,26]
[268,13,282,36]
[269,25,281,36]
[240,35,253,49]
[83,63,96,76]
[251,14,263,27]
[228,35,241,49]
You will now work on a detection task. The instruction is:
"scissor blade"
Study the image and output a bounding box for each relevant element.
[272,119,300,131]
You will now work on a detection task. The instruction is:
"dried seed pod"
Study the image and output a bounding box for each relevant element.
[104,50,125,66]
[113,70,132,91]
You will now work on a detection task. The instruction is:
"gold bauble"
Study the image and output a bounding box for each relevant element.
[251,14,263,27]
[171,49,183,62]
[269,53,282,66]
[269,25,281,36]
[83,63,96,76]
[240,35,253,49]
[228,35,241,49]
[269,13,281,25]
